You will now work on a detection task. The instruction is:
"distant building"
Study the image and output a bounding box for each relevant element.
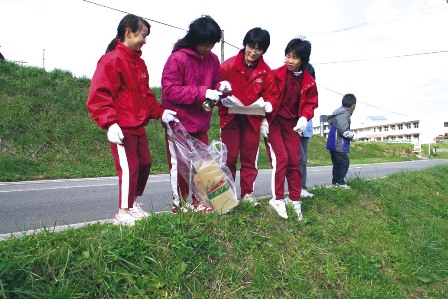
[314,112,448,144]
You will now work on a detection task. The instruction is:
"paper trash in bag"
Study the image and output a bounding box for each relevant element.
[167,122,238,214]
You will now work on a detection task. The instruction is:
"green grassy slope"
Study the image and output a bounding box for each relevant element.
[1,61,445,181]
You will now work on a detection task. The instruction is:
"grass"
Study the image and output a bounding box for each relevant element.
[1,165,447,298]
[1,60,447,182]
[1,61,448,298]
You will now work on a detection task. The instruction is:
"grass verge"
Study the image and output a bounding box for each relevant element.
[1,165,447,298]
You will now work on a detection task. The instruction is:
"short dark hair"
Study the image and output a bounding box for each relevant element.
[174,15,222,50]
[342,93,357,107]
[243,27,270,54]
[285,37,312,71]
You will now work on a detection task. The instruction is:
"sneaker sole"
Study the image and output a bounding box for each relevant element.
[113,216,135,227]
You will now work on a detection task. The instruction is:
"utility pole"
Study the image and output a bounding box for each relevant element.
[221,30,224,63]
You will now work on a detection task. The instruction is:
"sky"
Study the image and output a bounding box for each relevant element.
[1,0,447,125]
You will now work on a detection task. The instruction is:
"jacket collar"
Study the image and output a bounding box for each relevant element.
[175,47,209,61]
[116,40,142,60]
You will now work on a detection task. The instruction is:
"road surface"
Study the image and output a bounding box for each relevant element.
[1,159,447,239]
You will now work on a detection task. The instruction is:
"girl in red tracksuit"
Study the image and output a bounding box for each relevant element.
[161,15,227,214]
[218,27,278,207]
[87,14,177,226]
[265,37,318,221]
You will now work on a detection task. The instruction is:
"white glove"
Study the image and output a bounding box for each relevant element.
[107,123,124,145]
[260,118,269,138]
[293,116,307,133]
[352,135,358,142]
[343,131,355,139]
[221,96,233,107]
[218,81,232,93]
[261,101,273,113]
[205,89,222,102]
[161,109,179,124]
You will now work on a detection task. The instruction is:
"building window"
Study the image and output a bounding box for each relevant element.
[384,127,389,131]
[413,122,419,128]
[398,124,403,130]
[406,124,411,129]
[391,125,396,130]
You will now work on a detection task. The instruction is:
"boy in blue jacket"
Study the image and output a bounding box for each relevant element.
[326,94,357,189]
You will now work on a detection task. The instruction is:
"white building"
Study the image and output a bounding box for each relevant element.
[314,112,448,144]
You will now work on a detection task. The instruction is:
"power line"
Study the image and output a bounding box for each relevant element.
[83,0,242,50]
[308,4,448,37]
[314,50,448,65]
[318,83,411,117]
[83,0,186,31]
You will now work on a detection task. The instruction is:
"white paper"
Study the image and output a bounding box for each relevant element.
[227,96,265,116]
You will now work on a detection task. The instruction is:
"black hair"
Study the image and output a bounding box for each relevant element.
[243,27,270,54]
[173,15,222,51]
[106,14,151,53]
[342,93,357,107]
[284,37,312,71]
[306,63,315,79]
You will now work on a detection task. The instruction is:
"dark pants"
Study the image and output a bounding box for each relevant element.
[330,151,349,185]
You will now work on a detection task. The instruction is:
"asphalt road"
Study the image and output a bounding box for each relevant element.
[1,159,447,239]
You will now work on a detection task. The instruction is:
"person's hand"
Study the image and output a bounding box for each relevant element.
[161,109,179,124]
[205,89,222,102]
[218,81,232,93]
[261,101,273,113]
[221,96,233,107]
[260,118,269,138]
[293,116,307,133]
[107,123,124,145]
[343,131,354,139]
[352,134,358,142]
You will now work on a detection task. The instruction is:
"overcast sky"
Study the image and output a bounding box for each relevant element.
[1,0,447,124]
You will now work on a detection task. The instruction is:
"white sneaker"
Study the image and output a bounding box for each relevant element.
[242,193,261,207]
[300,189,314,198]
[336,183,351,189]
[171,202,193,214]
[113,213,137,226]
[269,198,288,219]
[292,201,303,221]
[129,202,150,219]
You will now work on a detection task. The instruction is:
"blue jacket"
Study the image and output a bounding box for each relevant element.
[326,107,352,153]
[300,119,313,138]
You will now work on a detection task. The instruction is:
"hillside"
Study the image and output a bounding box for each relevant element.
[0,61,438,182]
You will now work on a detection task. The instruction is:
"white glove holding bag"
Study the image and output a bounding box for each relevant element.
[205,89,222,102]
[293,116,307,133]
[218,81,232,93]
[260,118,269,138]
[343,131,355,139]
[161,109,179,124]
[261,101,273,113]
[221,96,234,107]
[107,123,124,145]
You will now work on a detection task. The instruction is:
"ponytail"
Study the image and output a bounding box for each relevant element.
[106,37,119,53]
